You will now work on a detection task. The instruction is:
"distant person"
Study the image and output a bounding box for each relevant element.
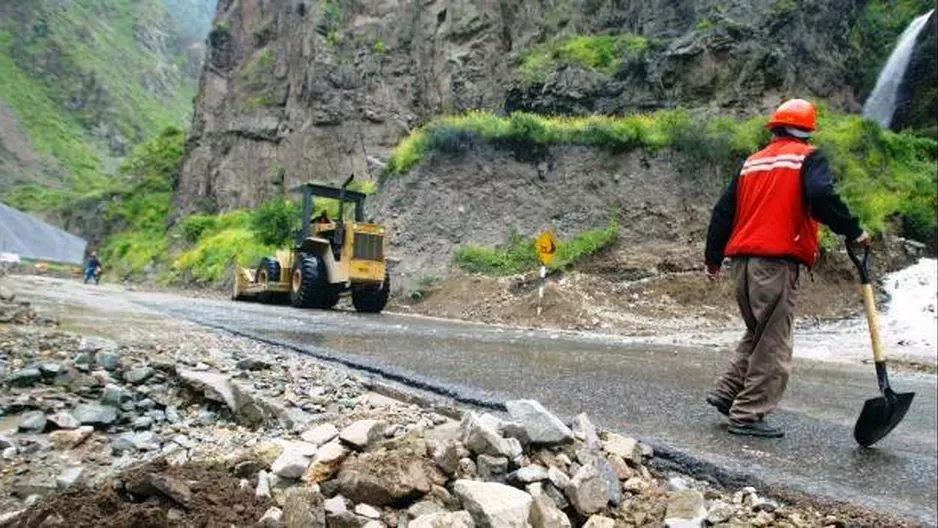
[315,210,331,224]
[703,98,871,438]
[84,251,101,284]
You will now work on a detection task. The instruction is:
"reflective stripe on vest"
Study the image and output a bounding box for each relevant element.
[740,154,807,175]
[724,138,819,267]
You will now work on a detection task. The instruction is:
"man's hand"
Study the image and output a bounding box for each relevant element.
[854,230,871,248]
[706,264,721,282]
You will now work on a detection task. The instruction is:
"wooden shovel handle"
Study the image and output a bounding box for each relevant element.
[861,284,886,363]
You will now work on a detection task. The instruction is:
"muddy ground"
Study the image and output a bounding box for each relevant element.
[8,459,274,528]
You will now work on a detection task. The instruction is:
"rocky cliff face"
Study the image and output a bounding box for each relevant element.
[176,0,874,215]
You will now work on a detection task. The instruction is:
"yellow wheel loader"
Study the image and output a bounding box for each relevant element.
[232,175,391,313]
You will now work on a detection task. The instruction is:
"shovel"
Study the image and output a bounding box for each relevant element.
[846,240,915,448]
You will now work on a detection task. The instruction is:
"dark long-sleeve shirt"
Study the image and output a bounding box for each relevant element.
[704,148,863,267]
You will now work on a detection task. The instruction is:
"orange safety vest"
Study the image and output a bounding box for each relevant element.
[724,137,820,267]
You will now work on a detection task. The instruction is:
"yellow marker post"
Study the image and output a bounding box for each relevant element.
[534,230,558,316]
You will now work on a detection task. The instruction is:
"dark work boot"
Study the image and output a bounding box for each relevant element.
[727,419,784,438]
[706,393,732,416]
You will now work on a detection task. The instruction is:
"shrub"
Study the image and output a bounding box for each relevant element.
[95,126,185,279]
[180,214,218,243]
[100,230,168,279]
[174,226,275,283]
[250,196,298,246]
[518,33,650,80]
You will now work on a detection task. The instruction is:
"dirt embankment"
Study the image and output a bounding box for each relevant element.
[391,234,929,336]
[372,144,725,297]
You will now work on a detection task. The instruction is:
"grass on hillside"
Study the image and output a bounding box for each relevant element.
[0,0,198,213]
[386,109,937,249]
[454,219,620,276]
[97,126,183,279]
[173,212,277,284]
[0,29,105,208]
[517,33,650,80]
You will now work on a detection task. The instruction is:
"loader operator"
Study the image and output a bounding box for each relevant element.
[703,98,871,438]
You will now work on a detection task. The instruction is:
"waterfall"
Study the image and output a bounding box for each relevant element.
[862,9,935,128]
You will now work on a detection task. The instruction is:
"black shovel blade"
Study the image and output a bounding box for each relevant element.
[853,391,915,447]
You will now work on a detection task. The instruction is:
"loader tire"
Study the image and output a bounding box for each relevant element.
[256,257,287,304]
[291,253,330,309]
[351,270,390,314]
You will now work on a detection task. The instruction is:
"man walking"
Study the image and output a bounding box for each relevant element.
[84,250,102,285]
[703,98,870,438]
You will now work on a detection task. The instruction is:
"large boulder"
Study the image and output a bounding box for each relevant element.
[335,449,431,506]
[283,486,325,528]
[460,413,511,457]
[528,483,571,528]
[72,404,117,428]
[565,464,609,516]
[505,400,573,445]
[665,490,706,528]
[454,480,533,528]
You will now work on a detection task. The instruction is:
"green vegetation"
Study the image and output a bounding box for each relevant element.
[454,219,619,276]
[173,210,277,284]
[97,126,185,279]
[387,109,937,249]
[0,28,106,207]
[250,197,297,247]
[0,0,203,214]
[850,0,936,97]
[386,110,763,175]
[518,33,650,80]
[815,113,937,246]
[773,0,798,16]
[695,18,715,31]
[208,21,231,47]
[319,0,343,46]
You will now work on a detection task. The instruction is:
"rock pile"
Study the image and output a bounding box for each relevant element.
[0,285,54,326]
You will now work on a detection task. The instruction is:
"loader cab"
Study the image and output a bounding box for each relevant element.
[292,176,367,258]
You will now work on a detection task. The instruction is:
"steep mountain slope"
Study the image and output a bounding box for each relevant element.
[175,0,936,216]
[0,0,215,214]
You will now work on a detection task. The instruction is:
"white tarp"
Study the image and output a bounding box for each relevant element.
[0,202,87,265]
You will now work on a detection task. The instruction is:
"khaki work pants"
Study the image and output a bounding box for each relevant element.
[713,257,800,425]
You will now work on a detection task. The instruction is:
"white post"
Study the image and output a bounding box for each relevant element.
[536,265,547,316]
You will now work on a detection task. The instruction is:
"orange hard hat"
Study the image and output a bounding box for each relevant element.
[765,98,817,132]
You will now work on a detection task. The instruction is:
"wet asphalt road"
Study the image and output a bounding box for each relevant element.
[139,295,938,525]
